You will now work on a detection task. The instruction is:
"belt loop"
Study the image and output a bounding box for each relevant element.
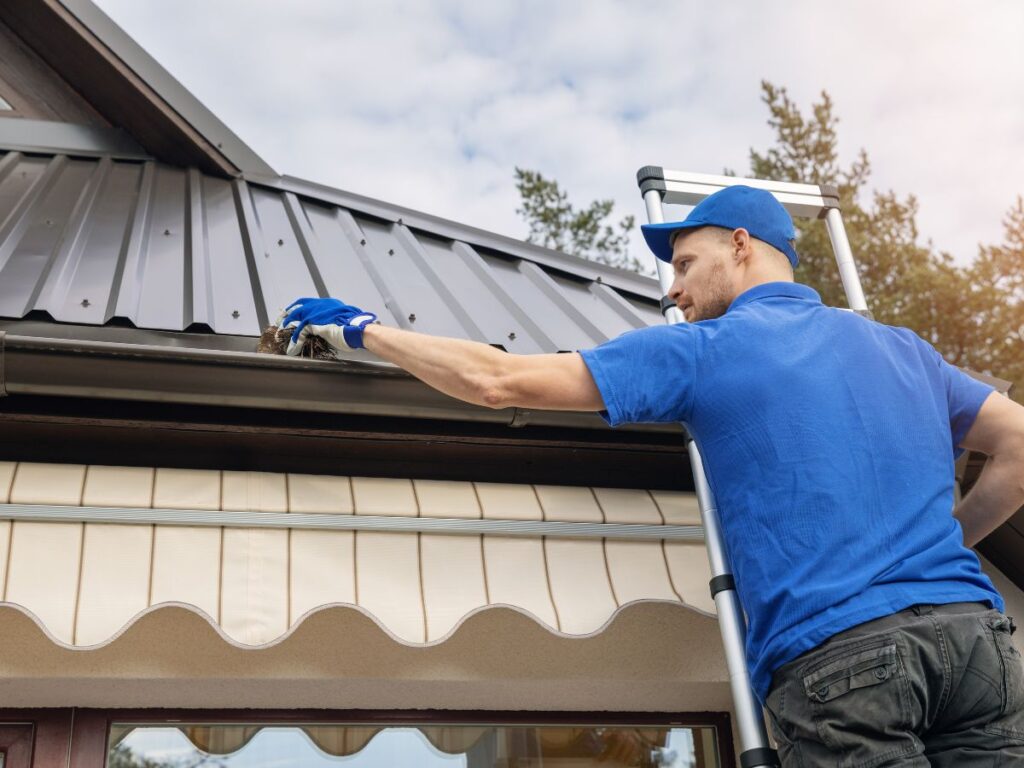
[911,604,935,617]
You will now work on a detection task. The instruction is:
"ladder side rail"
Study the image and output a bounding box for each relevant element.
[824,207,869,313]
[639,166,873,768]
[641,185,779,768]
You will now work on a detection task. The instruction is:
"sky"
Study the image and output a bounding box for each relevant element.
[93,0,1024,271]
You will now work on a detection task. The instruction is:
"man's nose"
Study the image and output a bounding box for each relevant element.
[668,278,685,301]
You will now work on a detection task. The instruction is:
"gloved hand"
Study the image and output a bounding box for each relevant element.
[277,297,378,356]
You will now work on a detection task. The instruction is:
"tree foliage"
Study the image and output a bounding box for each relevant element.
[514,167,645,273]
[107,743,178,768]
[749,81,1023,401]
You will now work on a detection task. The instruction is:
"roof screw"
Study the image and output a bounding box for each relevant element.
[595,276,603,283]
[508,332,516,341]
[397,218,403,225]
[80,298,91,308]
[388,249,395,256]
[360,239,366,246]
[277,238,284,246]
[45,219,52,227]
[217,142,224,148]
[231,310,240,319]
[408,313,416,323]
[163,229,171,236]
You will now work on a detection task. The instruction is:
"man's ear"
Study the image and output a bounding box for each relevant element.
[732,228,753,264]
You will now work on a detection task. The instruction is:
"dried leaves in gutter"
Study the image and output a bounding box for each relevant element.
[256,325,337,360]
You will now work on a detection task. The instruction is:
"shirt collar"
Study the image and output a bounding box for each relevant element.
[727,281,822,313]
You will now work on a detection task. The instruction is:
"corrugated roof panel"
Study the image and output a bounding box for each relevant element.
[193,173,261,335]
[53,161,141,325]
[543,271,648,342]
[620,289,665,327]
[413,234,548,353]
[297,201,399,327]
[0,155,55,273]
[0,151,663,353]
[0,157,97,317]
[133,163,189,330]
[32,157,118,321]
[476,253,597,352]
[245,184,325,327]
[357,216,474,338]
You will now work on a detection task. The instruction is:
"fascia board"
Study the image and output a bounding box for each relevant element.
[56,0,276,176]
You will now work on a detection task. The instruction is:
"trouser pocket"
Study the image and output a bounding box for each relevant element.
[798,635,916,766]
[980,611,1024,740]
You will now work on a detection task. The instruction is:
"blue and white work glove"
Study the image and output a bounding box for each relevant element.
[277,297,378,356]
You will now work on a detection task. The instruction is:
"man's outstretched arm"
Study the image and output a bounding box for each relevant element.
[955,391,1024,547]
[362,324,607,412]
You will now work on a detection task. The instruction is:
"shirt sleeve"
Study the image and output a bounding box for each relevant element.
[915,335,995,457]
[578,324,698,427]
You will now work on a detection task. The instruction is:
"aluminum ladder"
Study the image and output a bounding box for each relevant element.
[636,167,870,768]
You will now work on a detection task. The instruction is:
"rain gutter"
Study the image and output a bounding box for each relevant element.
[0,330,672,434]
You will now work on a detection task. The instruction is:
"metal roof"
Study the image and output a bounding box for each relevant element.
[0,150,661,354]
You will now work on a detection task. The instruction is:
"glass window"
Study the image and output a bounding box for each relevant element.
[108,723,722,767]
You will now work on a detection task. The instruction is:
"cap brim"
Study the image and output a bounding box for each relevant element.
[781,241,800,268]
[640,220,707,263]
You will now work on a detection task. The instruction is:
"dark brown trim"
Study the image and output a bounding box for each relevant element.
[0,394,693,490]
[68,710,107,768]
[0,17,107,125]
[0,708,735,768]
[0,724,34,768]
[0,329,677,436]
[0,1,235,174]
[0,710,73,768]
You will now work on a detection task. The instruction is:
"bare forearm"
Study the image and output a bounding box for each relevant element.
[362,324,508,408]
[954,452,1024,547]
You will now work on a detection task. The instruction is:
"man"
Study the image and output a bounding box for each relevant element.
[280,185,1024,765]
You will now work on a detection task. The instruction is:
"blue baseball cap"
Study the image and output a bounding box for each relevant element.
[641,184,799,267]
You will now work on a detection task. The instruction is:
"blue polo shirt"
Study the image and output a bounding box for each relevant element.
[579,281,1001,703]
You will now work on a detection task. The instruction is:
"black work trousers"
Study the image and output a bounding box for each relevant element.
[764,602,1024,766]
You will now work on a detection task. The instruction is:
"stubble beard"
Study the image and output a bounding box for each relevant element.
[689,259,733,322]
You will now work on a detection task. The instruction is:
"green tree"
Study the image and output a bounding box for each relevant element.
[514,167,645,273]
[107,743,179,768]
[748,81,1022,401]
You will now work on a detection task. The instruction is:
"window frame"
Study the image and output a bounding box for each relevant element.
[0,708,735,768]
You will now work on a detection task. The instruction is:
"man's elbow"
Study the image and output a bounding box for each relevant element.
[479,383,510,409]
[470,367,517,410]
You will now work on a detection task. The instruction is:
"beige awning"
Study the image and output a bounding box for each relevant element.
[0,461,727,710]
[4,460,1017,712]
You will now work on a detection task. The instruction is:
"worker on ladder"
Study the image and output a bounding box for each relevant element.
[280,184,1024,766]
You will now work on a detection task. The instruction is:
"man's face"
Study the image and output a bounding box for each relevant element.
[668,227,737,322]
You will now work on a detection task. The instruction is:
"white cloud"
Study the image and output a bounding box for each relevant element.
[94,0,1024,270]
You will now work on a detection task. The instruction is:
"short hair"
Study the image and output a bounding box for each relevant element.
[670,227,794,273]
[669,226,735,250]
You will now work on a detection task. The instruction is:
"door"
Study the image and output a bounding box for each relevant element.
[0,725,33,768]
